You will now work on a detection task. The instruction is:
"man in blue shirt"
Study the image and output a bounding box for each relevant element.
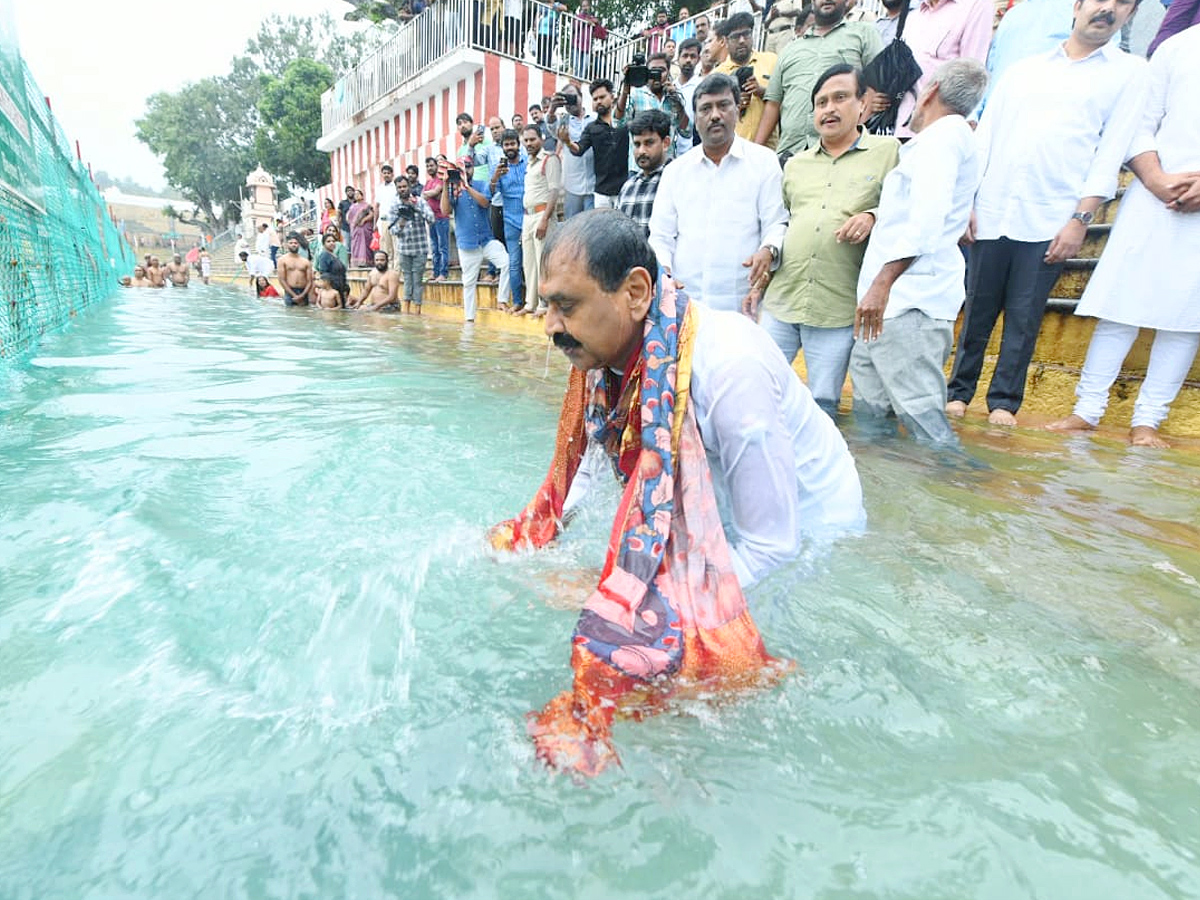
[439,157,511,322]
[492,129,529,312]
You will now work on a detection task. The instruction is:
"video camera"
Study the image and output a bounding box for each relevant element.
[625,53,650,89]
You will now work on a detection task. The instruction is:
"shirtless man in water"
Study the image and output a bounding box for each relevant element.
[355,250,401,311]
[276,232,313,306]
[129,265,152,287]
[146,257,166,287]
[165,253,190,287]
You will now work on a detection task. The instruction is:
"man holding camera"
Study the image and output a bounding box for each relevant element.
[441,156,511,322]
[386,176,435,315]
[557,79,630,210]
[614,50,692,172]
[548,85,596,219]
[716,13,779,149]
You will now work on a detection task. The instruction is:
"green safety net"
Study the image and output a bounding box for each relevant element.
[0,0,133,360]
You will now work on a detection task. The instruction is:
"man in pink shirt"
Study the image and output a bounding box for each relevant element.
[422,156,451,281]
[893,0,994,139]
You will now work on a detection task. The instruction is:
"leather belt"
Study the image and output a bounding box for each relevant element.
[525,203,547,214]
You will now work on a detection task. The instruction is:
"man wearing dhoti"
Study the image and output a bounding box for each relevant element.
[490,210,863,776]
[1048,24,1200,448]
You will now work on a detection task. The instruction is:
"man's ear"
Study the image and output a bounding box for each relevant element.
[624,266,655,320]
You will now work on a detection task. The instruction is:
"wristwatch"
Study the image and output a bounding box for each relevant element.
[1070,211,1094,226]
[765,245,780,264]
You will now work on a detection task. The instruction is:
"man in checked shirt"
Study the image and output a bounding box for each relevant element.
[617,110,672,237]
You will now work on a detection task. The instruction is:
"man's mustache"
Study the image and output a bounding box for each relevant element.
[553,331,582,351]
[1091,11,1115,23]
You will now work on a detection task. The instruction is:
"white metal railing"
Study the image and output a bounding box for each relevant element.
[321,0,638,136]
[322,0,472,136]
[320,1,888,137]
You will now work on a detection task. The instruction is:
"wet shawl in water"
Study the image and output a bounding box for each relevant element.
[491,279,791,775]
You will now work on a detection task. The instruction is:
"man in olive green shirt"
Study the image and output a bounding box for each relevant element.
[753,0,882,158]
[747,64,899,416]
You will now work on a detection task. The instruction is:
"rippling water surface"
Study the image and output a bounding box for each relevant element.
[2,286,1198,900]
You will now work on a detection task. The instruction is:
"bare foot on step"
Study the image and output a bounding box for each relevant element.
[1046,414,1095,433]
[945,400,967,418]
[1130,425,1169,448]
[987,409,1017,426]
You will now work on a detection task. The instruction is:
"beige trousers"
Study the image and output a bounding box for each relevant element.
[521,212,555,311]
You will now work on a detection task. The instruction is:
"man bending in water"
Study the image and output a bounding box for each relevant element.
[354,251,401,311]
[165,253,190,287]
[276,231,313,306]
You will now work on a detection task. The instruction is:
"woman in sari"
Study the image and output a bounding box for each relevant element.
[315,231,351,305]
[347,188,374,267]
[319,197,337,234]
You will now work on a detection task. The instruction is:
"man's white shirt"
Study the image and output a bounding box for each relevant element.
[564,306,864,587]
[649,136,789,312]
[858,115,979,322]
[561,113,597,196]
[973,41,1148,242]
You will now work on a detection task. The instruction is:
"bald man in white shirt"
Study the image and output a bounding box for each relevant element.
[851,59,990,445]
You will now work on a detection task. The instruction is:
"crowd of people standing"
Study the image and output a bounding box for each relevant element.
[275,0,1198,447]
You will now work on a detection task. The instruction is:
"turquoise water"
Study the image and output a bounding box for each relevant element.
[2,286,1198,900]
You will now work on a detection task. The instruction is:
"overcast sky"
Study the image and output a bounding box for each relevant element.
[15,0,354,190]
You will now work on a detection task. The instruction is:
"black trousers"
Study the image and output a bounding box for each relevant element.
[947,237,1064,414]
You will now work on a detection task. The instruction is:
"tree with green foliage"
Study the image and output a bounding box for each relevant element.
[135,13,386,227]
[255,59,336,190]
[136,77,256,227]
[336,0,707,33]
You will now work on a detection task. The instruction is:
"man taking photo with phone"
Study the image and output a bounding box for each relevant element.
[441,157,511,322]
[558,79,630,210]
[716,12,779,148]
[548,85,597,219]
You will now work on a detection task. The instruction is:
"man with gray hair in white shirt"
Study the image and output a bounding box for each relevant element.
[850,58,989,445]
[649,73,789,313]
[946,0,1148,428]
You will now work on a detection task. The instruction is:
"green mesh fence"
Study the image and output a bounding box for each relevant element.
[0,0,133,360]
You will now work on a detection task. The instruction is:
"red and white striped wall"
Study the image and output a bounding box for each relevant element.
[322,51,579,201]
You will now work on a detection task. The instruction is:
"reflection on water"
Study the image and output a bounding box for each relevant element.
[1,286,1198,899]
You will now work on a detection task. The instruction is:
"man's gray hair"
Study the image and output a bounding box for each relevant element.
[928,58,988,117]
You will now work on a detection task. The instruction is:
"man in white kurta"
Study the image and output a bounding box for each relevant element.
[1048,25,1200,448]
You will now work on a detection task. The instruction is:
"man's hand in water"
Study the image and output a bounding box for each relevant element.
[541,570,601,609]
